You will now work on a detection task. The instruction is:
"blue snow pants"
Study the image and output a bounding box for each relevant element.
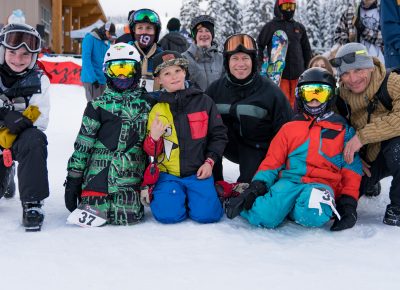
[241,179,333,228]
[150,173,223,224]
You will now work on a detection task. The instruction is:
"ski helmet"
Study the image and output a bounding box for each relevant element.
[190,15,215,41]
[223,33,258,77]
[103,43,142,91]
[0,23,41,70]
[128,9,162,43]
[296,67,337,117]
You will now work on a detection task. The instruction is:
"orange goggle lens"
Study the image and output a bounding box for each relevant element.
[224,34,256,53]
[299,84,332,103]
[104,60,137,78]
[281,3,296,10]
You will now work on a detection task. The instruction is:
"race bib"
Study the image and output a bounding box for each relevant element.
[139,77,154,92]
[308,188,341,220]
[67,204,107,227]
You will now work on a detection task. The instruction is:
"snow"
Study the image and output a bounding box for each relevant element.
[0,84,399,290]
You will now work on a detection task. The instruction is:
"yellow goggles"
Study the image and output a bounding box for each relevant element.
[280,3,296,10]
[298,84,332,103]
[104,60,138,78]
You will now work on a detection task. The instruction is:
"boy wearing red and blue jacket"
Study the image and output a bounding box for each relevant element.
[226,68,362,231]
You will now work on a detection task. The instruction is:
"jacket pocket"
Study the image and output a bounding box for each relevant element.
[187,111,208,140]
[320,130,344,158]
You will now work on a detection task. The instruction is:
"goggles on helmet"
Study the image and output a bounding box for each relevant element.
[329,49,367,67]
[104,60,138,78]
[224,34,256,54]
[280,3,296,10]
[132,9,160,24]
[298,84,333,103]
[1,30,41,53]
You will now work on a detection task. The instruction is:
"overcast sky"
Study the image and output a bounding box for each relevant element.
[98,0,183,19]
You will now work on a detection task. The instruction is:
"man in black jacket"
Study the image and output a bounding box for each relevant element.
[257,0,312,108]
[206,34,293,183]
[159,18,189,53]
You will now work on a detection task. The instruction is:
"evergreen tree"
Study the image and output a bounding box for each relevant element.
[221,0,242,38]
[180,0,202,32]
[242,0,264,39]
[305,0,321,53]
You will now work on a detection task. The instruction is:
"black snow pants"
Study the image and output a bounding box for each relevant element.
[0,128,50,203]
[360,137,400,206]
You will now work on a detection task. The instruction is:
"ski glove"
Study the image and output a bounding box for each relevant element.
[330,195,358,231]
[64,175,83,212]
[4,111,33,135]
[225,180,267,219]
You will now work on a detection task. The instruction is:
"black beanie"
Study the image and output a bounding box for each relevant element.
[167,18,181,32]
[193,22,214,41]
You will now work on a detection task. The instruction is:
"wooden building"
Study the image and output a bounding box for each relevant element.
[0,0,106,54]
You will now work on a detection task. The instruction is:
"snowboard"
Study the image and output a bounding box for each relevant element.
[266,30,288,86]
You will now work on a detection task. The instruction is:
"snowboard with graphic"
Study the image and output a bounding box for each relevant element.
[260,47,269,77]
[267,30,288,85]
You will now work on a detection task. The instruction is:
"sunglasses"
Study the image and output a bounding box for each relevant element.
[1,30,41,53]
[104,60,138,78]
[298,84,333,103]
[132,9,160,24]
[329,50,367,67]
[280,3,296,10]
[224,34,257,53]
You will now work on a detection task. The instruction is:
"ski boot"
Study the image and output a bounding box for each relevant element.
[2,162,16,199]
[383,204,400,226]
[22,201,44,232]
[364,182,381,197]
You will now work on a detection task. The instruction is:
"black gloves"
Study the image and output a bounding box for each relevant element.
[330,195,358,231]
[93,81,100,89]
[4,111,33,134]
[64,175,83,212]
[225,180,267,219]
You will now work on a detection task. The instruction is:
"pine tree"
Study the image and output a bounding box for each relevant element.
[304,0,321,53]
[242,0,264,39]
[221,0,242,38]
[180,0,202,32]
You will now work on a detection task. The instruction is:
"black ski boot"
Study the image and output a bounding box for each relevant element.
[2,162,16,199]
[364,182,381,197]
[22,201,44,232]
[383,204,400,226]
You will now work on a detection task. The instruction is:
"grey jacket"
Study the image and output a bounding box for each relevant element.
[182,43,224,91]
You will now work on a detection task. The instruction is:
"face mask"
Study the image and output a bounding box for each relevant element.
[110,77,136,91]
[135,33,155,48]
[281,10,295,20]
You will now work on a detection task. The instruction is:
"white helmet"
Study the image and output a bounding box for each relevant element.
[103,43,141,64]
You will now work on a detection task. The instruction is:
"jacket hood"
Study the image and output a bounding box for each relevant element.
[158,83,203,104]
[186,42,219,59]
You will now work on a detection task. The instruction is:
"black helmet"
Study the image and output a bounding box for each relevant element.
[190,15,215,40]
[128,9,162,43]
[0,23,41,70]
[296,67,337,117]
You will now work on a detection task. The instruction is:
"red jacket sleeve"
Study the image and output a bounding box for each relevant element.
[143,135,164,157]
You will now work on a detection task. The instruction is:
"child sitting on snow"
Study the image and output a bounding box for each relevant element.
[64,43,153,226]
[225,68,362,231]
[141,50,227,224]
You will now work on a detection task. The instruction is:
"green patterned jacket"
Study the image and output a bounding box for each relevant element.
[67,87,153,195]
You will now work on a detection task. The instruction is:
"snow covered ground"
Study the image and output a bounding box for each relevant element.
[0,84,399,290]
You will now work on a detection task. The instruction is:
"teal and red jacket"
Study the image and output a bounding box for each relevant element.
[253,112,363,201]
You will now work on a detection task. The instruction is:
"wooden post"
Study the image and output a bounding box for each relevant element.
[72,16,81,54]
[63,6,72,53]
[51,0,62,53]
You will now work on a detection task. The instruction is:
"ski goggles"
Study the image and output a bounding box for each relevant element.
[329,50,368,67]
[1,30,41,53]
[224,34,256,54]
[280,3,296,10]
[298,84,333,103]
[104,60,138,78]
[131,9,160,24]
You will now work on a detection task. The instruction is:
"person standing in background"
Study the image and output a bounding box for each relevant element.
[381,0,400,68]
[81,21,116,101]
[159,18,189,53]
